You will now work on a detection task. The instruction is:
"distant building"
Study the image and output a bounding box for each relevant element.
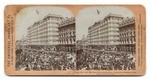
[57,17,76,52]
[16,36,28,49]
[88,13,123,50]
[118,17,135,53]
[76,35,89,49]
[27,14,63,50]
[16,40,22,49]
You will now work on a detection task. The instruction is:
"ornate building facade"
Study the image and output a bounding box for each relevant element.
[27,14,63,50]
[88,13,123,50]
[118,17,135,53]
[57,17,76,52]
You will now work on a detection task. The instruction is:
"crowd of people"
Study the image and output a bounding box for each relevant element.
[16,48,76,71]
[76,49,135,70]
[16,47,135,71]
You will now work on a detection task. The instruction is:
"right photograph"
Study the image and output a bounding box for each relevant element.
[76,6,135,70]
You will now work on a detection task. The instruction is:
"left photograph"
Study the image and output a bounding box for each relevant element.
[15,6,76,71]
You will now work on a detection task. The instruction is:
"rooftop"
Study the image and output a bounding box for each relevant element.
[104,13,123,20]
[58,17,75,27]
[28,13,63,29]
[88,13,123,29]
[43,13,63,20]
[119,17,135,27]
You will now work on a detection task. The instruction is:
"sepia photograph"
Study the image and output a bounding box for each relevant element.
[4,5,146,75]
[15,6,135,71]
[15,6,76,71]
[76,6,136,70]
[1,0,149,80]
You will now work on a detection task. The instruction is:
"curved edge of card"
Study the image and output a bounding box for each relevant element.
[4,4,146,76]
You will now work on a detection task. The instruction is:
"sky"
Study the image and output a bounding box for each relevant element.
[76,6,134,40]
[15,6,74,40]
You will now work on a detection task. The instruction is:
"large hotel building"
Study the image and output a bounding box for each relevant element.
[26,13,76,52]
[88,13,124,50]
[27,14,63,50]
[88,13,135,52]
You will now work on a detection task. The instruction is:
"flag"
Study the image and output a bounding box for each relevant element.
[36,9,40,15]
[97,9,100,15]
